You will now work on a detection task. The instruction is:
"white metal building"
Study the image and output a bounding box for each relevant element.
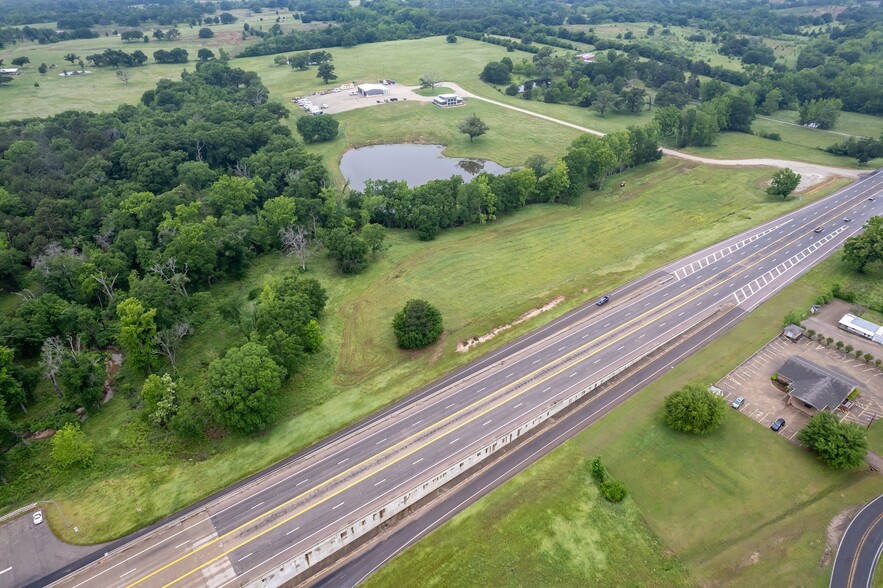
[432,94,463,107]
[357,83,389,97]
[838,313,883,345]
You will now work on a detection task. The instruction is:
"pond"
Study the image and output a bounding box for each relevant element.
[339,144,510,192]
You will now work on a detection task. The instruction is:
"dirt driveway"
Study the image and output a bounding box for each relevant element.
[715,333,883,442]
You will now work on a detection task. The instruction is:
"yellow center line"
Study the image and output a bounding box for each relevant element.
[126,185,876,588]
[846,510,883,587]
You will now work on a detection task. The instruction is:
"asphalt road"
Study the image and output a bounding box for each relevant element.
[831,494,883,588]
[18,169,883,588]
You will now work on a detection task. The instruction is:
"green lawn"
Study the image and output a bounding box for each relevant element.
[869,419,883,457]
[1,157,852,544]
[366,254,882,588]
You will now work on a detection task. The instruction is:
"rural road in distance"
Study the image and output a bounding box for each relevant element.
[12,170,882,588]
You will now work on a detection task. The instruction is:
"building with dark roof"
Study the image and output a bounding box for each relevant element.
[776,356,858,415]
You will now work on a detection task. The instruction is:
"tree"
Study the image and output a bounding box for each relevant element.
[63,53,79,65]
[205,342,286,434]
[446,34,457,43]
[797,411,868,469]
[115,69,132,84]
[141,372,178,427]
[419,72,442,89]
[116,297,158,372]
[361,223,388,257]
[197,48,215,62]
[120,31,143,42]
[767,168,801,199]
[38,63,47,75]
[663,383,726,434]
[198,28,214,39]
[296,115,340,143]
[592,87,618,117]
[655,81,690,109]
[323,227,368,274]
[0,346,26,414]
[0,75,12,88]
[458,114,489,143]
[58,340,104,409]
[40,337,65,397]
[799,98,842,130]
[288,52,310,70]
[480,61,511,85]
[51,423,94,469]
[11,57,29,68]
[619,87,646,113]
[393,299,443,349]
[842,216,883,273]
[219,12,237,24]
[317,63,337,84]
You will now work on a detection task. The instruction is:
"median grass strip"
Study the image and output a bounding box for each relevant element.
[366,255,882,588]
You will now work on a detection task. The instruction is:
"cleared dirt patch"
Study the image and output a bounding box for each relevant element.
[457,296,565,353]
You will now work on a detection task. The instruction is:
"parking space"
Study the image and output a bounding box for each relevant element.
[290,82,435,116]
[715,333,883,442]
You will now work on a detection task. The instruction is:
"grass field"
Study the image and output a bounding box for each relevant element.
[365,255,882,588]
[3,33,877,169]
[869,419,883,456]
[0,158,851,544]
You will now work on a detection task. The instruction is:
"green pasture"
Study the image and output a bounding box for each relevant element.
[366,255,882,588]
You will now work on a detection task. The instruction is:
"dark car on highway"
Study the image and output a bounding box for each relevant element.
[770,418,786,432]
[596,295,610,306]
[813,226,824,233]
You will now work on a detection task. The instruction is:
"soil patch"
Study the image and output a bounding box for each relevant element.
[457,296,565,353]
[820,505,861,567]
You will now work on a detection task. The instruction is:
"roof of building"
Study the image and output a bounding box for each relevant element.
[437,94,460,99]
[783,324,805,340]
[778,356,858,411]
[357,83,387,92]
[839,313,883,336]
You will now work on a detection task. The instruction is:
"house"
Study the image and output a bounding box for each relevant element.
[776,356,858,415]
[839,313,883,345]
[576,53,595,63]
[357,83,389,97]
[0,68,20,75]
[432,94,463,107]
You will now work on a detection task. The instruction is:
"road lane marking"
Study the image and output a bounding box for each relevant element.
[570,372,577,377]
[376,438,387,445]
[133,179,880,588]
[477,387,486,392]
[542,387,551,393]
[337,458,348,465]
[514,403,523,408]
[413,458,423,465]
[0,568,11,576]
[121,569,137,578]
[449,438,460,445]
[332,502,344,510]
[295,479,308,486]
[412,420,422,426]
[505,373,514,378]
[238,553,253,562]
[482,420,493,426]
[249,502,264,510]
[285,527,300,536]
[174,541,189,549]
[446,403,456,409]
[374,479,386,487]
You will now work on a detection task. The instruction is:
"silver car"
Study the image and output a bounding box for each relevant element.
[731,396,745,409]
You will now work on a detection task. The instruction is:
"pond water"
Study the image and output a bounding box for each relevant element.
[339,144,510,192]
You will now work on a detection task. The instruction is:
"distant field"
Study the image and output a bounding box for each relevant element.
[2,157,851,544]
[366,254,882,588]
[566,22,805,70]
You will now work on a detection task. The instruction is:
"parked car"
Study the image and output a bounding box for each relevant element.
[813,226,824,233]
[596,295,610,306]
[33,511,43,525]
[770,418,786,432]
[731,396,745,409]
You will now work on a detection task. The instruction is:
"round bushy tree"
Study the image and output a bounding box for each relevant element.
[797,411,868,469]
[392,299,443,349]
[663,383,727,434]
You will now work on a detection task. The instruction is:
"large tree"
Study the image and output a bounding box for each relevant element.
[296,115,340,143]
[205,342,286,435]
[316,63,337,84]
[393,299,443,349]
[116,297,157,372]
[842,216,883,273]
[458,114,489,143]
[663,383,727,434]
[797,411,867,469]
[767,168,801,199]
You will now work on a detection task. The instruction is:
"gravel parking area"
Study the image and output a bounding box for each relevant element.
[715,332,883,442]
[290,82,437,116]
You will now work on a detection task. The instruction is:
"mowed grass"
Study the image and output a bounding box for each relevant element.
[682,131,876,168]
[869,419,883,457]
[11,157,852,544]
[366,255,882,588]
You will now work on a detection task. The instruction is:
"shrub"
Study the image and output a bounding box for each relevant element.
[50,423,95,469]
[589,456,606,483]
[836,341,845,350]
[758,131,781,141]
[806,329,816,338]
[600,479,627,502]
[783,308,807,327]
[863,353,873,363]
[875,359,882,369]
[826,337,834,346]
[847,388,859,401]
[392,299,443,349]
[797,411,867,469]
[832,283,857,302]
[844,344,854,354]
[771,373,778,381]
[853,349,863,358]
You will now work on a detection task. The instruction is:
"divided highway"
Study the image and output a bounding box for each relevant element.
[25,170,882,588]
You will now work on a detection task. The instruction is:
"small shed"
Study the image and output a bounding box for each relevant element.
[782,324,804,341]
[357,83,389,97]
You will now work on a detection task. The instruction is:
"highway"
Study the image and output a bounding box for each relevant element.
[25,169,882,588]
[831,494,883,588]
